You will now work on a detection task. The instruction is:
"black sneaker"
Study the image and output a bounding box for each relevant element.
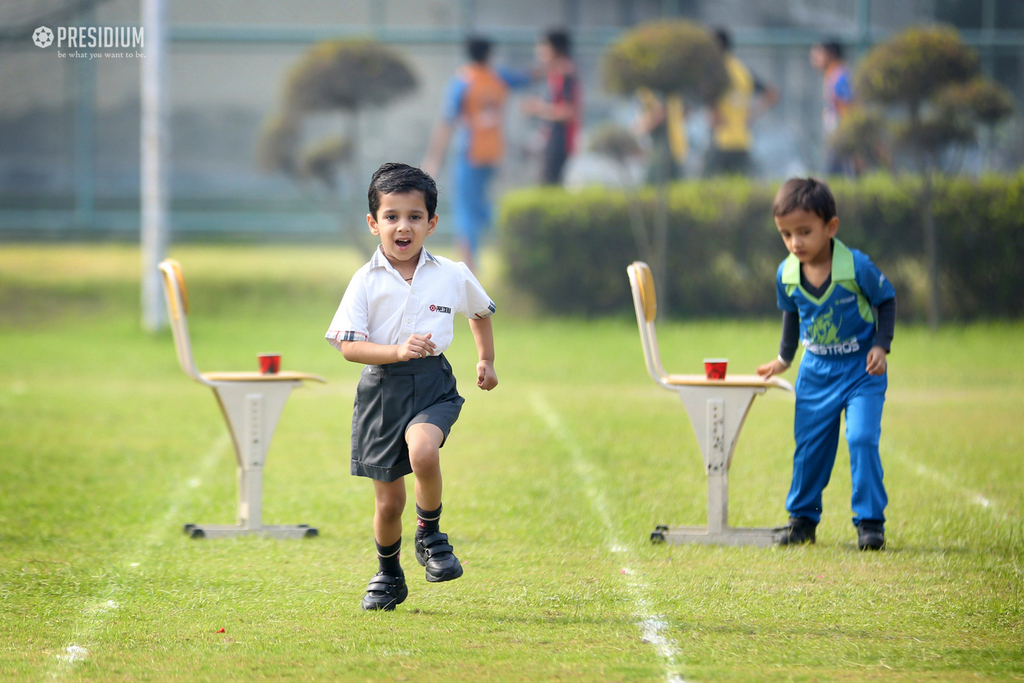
[361,572,408,611]
[773,516,817,546]
[857,520,885,550]
[415,531,464,583]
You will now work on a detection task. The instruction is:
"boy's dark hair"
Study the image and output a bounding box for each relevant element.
[714,28,732,52]
[466,36,492,64]
[818,39,844,60]
[367,162,438,220]
[773,177,837,223]
[544,29,571,57]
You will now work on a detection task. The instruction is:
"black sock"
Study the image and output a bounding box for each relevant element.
[416,503,442,538]
[376,538,403,576]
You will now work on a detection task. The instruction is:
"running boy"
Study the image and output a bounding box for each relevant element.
[757,177,896,550]
[326,163,498,610]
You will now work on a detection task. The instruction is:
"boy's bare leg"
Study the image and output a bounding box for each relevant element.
[406,422,463,582]
[407,423,444,510]
[373,478,406,547]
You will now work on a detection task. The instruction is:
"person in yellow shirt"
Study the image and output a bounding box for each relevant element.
[705,28,777,176]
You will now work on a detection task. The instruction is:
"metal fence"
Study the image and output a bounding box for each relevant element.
[1,0,1022,241]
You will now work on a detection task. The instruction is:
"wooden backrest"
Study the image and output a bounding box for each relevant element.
[627,261,668,386]
[160,259,189,319]
[159,259,206,384]
[633,261,657,323]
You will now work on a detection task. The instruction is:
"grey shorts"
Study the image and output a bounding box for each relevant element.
[350,354,465,482]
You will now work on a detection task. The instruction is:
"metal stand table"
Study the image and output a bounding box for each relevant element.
[627,261,792,548]
[649,377,791,547]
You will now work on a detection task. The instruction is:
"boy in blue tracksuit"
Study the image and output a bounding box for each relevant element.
[757,177,896,550]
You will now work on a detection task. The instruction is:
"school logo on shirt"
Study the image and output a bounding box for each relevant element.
[429,304,452,314]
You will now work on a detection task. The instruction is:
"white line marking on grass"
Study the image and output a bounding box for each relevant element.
[893,449,1003,516]
[531,393,687,683]
[47,434,230,680]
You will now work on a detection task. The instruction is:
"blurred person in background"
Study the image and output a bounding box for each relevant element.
[522,29,582,185]
[705,27,778,176]
[635,87,687,183]
[810,39,856,176]
[423,36,527,271]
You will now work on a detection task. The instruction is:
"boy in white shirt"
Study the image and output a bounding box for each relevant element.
[326,162,498,610]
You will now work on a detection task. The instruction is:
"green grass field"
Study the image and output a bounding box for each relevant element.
[1,244,1022,682]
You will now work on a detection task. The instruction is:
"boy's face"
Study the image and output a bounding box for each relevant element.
[367,190,437,267]
[774,209,838,267]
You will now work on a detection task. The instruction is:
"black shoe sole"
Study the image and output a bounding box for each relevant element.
[772,529,816,546]
[774,537,815,546]
[425,563,463,583]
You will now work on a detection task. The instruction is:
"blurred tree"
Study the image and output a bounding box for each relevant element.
[831,108,890,171]
[588,123,651,263]
[602,21,728,316]
[259,40,417,256]
[603,21,729,106]
[853,25,1014,329]
[257,113,301,176]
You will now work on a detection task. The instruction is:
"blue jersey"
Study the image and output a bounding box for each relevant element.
[776,239,895,359]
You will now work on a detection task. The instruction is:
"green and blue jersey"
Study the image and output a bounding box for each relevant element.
[776,239,895,359]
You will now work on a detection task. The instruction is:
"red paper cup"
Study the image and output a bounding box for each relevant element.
[704,358,728,380]
[258,353,281,375]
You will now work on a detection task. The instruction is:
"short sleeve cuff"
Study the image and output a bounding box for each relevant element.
[470,302,496,320]
[326,330,368,351]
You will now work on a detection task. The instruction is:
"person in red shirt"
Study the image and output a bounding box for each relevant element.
[523,29,582,185]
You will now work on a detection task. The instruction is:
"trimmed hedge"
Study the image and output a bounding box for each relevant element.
[497,173,1024,320]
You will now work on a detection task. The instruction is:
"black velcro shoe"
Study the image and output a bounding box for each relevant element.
[772,516,817,546]
[361,572,408,611]
[415,531,464,583]
[857,520,886,550]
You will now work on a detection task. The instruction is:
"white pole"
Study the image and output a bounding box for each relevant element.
[140,0,168,331]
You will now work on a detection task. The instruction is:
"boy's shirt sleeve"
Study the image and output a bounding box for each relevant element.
[325,270,370,351]
[776,260,798,312]
[457,263,496,320]
[854,252,896,306]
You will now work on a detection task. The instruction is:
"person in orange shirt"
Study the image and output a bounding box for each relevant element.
[423,37,528,271]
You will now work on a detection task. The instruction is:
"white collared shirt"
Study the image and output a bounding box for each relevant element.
[326,246,495,356]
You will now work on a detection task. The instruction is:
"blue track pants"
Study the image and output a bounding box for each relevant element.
[787,352,888,528]
[451,160,496,257]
